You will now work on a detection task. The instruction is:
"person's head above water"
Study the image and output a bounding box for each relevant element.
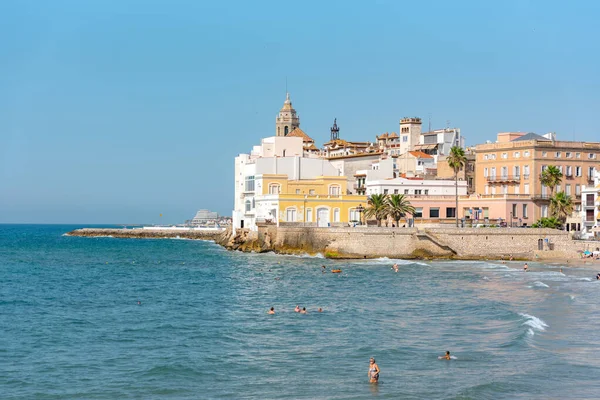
[446,351,450,356]
[270,307,274,311]
[370,357,375,363]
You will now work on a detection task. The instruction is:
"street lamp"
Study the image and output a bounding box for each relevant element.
[356,203,365,225]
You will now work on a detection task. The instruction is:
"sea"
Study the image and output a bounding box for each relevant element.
[1,224,600,399]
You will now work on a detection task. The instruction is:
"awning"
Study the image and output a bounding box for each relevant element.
[413,144,437,150]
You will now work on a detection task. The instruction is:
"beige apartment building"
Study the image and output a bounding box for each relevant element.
[475,132,600,222]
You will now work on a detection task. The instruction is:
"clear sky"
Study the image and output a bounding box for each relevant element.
[1,0,599,224]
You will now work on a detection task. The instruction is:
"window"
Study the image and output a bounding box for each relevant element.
[415,189,422,195]
[394,189,398,194]
[586,209,595,222]
[576,184,581,195]
[524,165,530,178]
[402,136,408,142]
[555,185,561,194]
[587,194,595,204]
[588,153,596,159]
[414,207,423,218]
[501,166,508,178]
[566,152,572,158]
[429,208,440,218]
[566,166,572,176]
[245,200,251,212]
[523,204,528,219]
[446,208,456,218]
[524,151,530,157]
[491,167,496,177]
[555,152,561,158]
[514,151,520,158]
[404,189,409,194]
[244,175,255,191]
[541,165,547,172]
[514,166,520,177]
[269,184,280,194]
[424,190,429,195]
[576,166,582,177]
[502,152,508,159]
[576,152,581,158]
[333,208,340,222]
[329,185,340,196]
[383,189,389,194]
[306,208,313,222]
[491,186,496,195]
[541,205,548,218]
[588,166,595,178]
[491,154,496,160]
[565,184,571,195]
[512,203,518,218]
[502,185,508,194]
[286,208,296,222]
[515,185,520,194]
[484,154,488,160]
[296,189,301,194]
[542,151,547,157]
[484,167,488,177]
[524,183,530,194]
[485,185,489,194]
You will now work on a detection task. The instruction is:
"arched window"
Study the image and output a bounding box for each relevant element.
[284,126,289,135]
[277,126,280,136]
[245,200,251,212]
[329,185,341,196]
[269,184,281,195]
[286,207,297,222]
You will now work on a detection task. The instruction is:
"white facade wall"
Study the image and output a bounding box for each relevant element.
[366,178,467,196]
[580,170,600,238]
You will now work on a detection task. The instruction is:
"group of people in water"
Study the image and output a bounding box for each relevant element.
[267,305,323,314]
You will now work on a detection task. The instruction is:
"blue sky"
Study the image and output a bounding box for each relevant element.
[1,0,599,224]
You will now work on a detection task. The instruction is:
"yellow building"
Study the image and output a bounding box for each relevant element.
[257,174,367,227]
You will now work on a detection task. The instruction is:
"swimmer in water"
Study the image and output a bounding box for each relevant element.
[560,268,563,274]
[524,263,528,272]
[137,301,141,305]
[443,351,451,360]
[318,307,323,312]
[368,357,380,383]
[300,307,307,314]
[596,273,600,280]
[392,263,399,272]
[294,305,301,313]
[268,307,275,314]
[322,265,327,273]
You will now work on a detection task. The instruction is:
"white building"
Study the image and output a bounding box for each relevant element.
[366,177,468,196]
[190,210,219,225]
[580,169,600,239]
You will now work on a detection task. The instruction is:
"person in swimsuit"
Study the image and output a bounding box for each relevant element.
[300,307,307,314]
[294,305,300,313]
[392,263,399,272]
[368,357,380,383]
[268,307,275,314]
[524,263,528,272]
[442,351,451,360]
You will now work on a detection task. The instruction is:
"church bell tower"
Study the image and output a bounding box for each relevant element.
[275,93,300,136]
[330,118,340,141]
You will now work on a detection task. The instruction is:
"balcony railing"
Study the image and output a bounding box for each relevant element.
[523,174,530,180]
[486,175,521,182]
[532,194,551,200]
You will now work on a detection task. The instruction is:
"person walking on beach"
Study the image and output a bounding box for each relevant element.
[524,263,528,272]
[368,357,380,383]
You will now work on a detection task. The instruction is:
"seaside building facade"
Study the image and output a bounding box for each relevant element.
[474,132,600,223]
[580,170,600,239]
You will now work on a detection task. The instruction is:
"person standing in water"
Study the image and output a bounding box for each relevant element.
[294,305,300,313]
[268,307,275,314]
[524,263,528,272]
[300,307,307,314]
[441,351,451,360]
[368,357,380,383]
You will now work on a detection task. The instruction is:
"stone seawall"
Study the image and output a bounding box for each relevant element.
[216,226,591,260]
[67,228,222,241]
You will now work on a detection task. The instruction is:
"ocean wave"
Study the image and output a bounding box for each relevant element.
[369,257,428,266]
[519,313,548,333]
[579,277,592,282]
[529,281,549,288]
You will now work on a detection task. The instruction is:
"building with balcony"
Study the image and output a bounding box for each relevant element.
[580,170,600,239]
[475,132,600,222]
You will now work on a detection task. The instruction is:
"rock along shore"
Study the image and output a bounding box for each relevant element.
[66,228,223,241]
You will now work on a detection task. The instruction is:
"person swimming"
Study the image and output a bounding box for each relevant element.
[596,273,600,280]
[268,307,275,314]
[300,307,307,314]
[392,263,399,272]
[294,305,301,313]
[368,357,380,383]
[318,307,323,312]
[441,351,451,360]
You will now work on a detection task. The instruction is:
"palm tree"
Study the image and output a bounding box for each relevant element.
[364,194,387,227]
[549,191,573,224]
[386,194,416,227]
[540,165,563,197]
[447,146,467,227]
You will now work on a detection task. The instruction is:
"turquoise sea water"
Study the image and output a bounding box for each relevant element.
[2,224,600,399]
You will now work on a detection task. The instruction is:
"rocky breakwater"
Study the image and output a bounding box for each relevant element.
[67,228,223,240]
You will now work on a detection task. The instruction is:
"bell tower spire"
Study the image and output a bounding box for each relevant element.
[275,92,300,137]
[330,118,339,141]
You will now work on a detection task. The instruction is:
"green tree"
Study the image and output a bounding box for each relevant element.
[540,165,563,197]
[364,194,388,227]
[549,191,573,224]
[385,194,416,227]
[531,216,562,229]
[447,146,467,227]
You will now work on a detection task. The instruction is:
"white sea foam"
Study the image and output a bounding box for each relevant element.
[569,295,576,300]
[519,313,548,332]
[527,328,535,336]
[482,276,489,280]
[579,278,592,282]
[532,281,549,288]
